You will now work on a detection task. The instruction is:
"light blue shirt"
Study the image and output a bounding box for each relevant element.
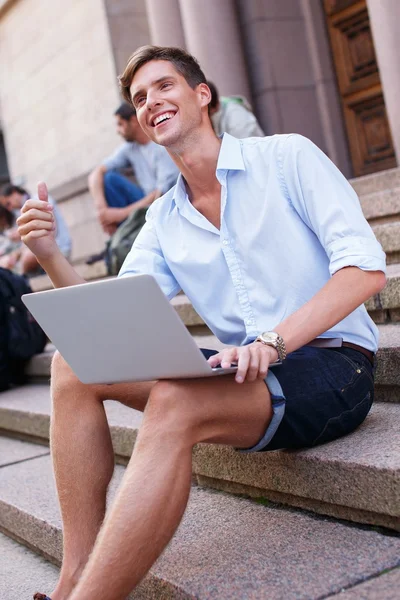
[103,141,178,195]
[119,133,386,352]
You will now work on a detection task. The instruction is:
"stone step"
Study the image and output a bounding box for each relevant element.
[0,436,399,600]
[372,221,400,264]
[366,263,400,323]
[25,323,400,403]
[0,384,398,530]
[0,532,59,600]
[350,165,400,202]
[360,186,400,224]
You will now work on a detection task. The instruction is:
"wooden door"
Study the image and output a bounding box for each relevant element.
[324,0,397,176]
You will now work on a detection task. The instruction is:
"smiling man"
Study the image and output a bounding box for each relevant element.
[18,46,386,600]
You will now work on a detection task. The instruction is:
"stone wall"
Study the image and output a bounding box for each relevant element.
[0,0,121,192]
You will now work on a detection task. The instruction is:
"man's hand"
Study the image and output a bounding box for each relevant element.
[16,182,57,260]
[98,206,128,228]
[207,342,279,384]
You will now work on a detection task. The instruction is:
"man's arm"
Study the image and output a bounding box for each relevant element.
[88,164,108,212]
[17,183,85,288]
[208,267,385,382]
[100,189,161,227]
[274,266,386,354]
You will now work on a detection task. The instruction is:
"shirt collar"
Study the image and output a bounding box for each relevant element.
[172,133,245,209]
[216,133,245,173]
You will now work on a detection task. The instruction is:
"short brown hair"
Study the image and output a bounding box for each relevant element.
[119,45,207,106]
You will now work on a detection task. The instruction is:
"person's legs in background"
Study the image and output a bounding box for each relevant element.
[87,171,145,264]
[103,171,144,209]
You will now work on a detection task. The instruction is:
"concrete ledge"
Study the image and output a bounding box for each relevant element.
[29,261,109,292]
[1,447,400,600]
[50,172,89,204]
[196,476,399,532]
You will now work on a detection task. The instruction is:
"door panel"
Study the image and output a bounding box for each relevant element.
[324,0,396,176]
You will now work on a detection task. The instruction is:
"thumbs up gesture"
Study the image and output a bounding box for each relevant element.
[17,182,58,260]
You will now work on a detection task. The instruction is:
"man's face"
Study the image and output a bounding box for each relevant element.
[115,114,142,142]
[129,60,209,149]
[0,192,23,211]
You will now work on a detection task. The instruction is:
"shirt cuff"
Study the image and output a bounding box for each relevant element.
[327,235,386,276]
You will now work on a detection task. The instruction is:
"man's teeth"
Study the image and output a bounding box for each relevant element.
[153,112,174,126]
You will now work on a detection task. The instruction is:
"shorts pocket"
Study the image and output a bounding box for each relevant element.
[312,390,373,446]
[333,350,374,386]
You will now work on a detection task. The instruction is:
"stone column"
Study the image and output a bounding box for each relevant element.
[178,0,250,99]
[145,0,186,48]
[366,0,400,161]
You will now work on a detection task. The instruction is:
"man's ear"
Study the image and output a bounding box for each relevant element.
[197,82,212,109]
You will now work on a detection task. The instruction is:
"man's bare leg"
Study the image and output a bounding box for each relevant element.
[67,376,272,600]
[48,353,154,600]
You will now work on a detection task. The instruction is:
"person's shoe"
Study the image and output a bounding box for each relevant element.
[85,249,106,265]
[33,593,52,600]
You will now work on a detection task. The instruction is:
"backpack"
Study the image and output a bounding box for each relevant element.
[105,207,148,276]
[0,268,47,391]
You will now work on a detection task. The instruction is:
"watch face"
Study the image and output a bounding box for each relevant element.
[261,331,279,343]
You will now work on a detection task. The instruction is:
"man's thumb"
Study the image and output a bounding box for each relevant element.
[37,181,48,203]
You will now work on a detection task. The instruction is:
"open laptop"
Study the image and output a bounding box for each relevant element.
[22,275,238,384]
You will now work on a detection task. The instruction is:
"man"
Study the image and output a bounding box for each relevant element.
[208,80,265,138]
[18,45,385,600]
[88,102,178,236]
[1,184,71,275]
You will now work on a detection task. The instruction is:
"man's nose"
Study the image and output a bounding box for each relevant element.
[146,90,163,110]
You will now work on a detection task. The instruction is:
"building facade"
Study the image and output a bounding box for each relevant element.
[0,0,399,263]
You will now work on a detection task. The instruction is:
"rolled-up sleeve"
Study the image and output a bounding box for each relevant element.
[280,134,386,276]
[103,143,131,172]
[118,205,180,300]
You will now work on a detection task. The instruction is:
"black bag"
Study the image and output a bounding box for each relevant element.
[0,268,47,391]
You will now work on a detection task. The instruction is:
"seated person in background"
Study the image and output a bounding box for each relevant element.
[0,204,21,270]
[0,184,71,276]
[208,80,264,138]
[88,102,178,237]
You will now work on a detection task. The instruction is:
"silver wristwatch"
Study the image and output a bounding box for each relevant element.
[255,331,287,362]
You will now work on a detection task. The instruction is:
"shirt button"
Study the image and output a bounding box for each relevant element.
[246,319,255,326]
[222,240,229,246]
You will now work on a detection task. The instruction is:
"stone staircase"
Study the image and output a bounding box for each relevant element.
[1,167,400,599]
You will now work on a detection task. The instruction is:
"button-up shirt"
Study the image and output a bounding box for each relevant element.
[103,140,179,195]
[119,133,386,352]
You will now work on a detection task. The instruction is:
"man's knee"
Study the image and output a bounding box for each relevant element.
[51,351,81,398]
[103,171,121,196]
[145,380,200,439]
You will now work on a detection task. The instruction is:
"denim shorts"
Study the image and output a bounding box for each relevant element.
[202,346,375,453]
